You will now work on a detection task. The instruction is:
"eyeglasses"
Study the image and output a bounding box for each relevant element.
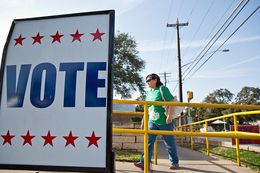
[146,78,153,83]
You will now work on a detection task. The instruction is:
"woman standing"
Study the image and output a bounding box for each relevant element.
[134,73,179,170]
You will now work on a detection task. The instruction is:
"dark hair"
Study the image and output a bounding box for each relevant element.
[146,73,163,87]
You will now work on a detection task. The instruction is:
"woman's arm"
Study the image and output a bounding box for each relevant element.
[166,98,176,124]
[140,118,144,129]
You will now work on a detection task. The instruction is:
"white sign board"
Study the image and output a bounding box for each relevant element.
[0,10,114,172]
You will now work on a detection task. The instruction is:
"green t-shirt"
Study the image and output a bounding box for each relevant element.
[145,85,174,125]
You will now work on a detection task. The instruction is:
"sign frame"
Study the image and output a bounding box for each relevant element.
[0,10,114,173]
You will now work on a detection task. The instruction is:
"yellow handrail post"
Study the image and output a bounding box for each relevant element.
[144,104,149,173]
[181,127,184,146]
[234,114,241,166]
[190,125,194,150]
[205,121,209,156]
[154,137,158,165]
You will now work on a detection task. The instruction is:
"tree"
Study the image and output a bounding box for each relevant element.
[197,89,234,120]
[204,88,234,104]
[235,87,260,104]
[114,32,145,98]
[135,94,146,112]
[196,87,260,124]
[233,87,260,124]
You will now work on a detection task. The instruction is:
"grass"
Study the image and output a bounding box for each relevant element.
[189,143,260,172]
[115,150,141,162]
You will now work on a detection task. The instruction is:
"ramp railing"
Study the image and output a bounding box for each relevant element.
[112,99,260,173]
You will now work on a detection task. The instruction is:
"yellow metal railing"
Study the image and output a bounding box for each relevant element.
[178,110,260,166]
[112,99,260,173]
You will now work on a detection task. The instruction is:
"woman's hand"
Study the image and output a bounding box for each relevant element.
[140,119,144,129]
[166,114,173,124]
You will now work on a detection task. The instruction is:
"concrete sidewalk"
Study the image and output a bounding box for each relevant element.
[0,141,256,173]
[116,141,256,173]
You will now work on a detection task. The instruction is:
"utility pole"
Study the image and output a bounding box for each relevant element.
[167,19,188,127]
[167,19,188,103]
[159,72,171,86]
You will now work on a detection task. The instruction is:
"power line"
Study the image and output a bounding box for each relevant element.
[187,1,215,48]
[177,0,184,18]
[159,72,172,86]
[172,83,178,93]
[183,0,248,75]
[177,0,198,48]
[181,0,215,61]
[159,0,174,71]
[183,0,249,77]
[182,0,236,67]
[187,0,198,22]
[186,5,260,80]
[165,28,176,72]
[183,0,250,80]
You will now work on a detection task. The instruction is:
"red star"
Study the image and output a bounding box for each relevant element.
[70,29,84,42]
[32,32,44,44]
[14,34,26,46]
[90,28,105,42]
[63,131,78,147]
[50,31,64,43]
[85,131,102,148]
[1,130,15,145]
[21,130,35,146]
[42,130,56,146]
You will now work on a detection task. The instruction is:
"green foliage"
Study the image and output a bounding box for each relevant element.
[114,32,145,98]
[194,87,260,124]
[233,87,260,124]
[135,94,146,112]
[204,88,234,104]
[130,116,142,122]
[235,87,260,104]
[193,88,234,121]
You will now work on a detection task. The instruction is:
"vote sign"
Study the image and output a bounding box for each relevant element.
[0,10,114,172]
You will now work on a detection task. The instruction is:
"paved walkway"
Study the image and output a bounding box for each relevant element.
[0,141,256,173]
[116,141,256,173]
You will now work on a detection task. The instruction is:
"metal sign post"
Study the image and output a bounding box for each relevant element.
[0,10,114,173]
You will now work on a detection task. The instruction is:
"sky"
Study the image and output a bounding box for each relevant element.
[1,0,260,103]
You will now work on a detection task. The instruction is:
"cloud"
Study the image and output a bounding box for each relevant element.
[192,55,260,79]
[138,35,260,53]
[228,35,260,44]
[1,0,144,19]
[0,0,144,63]
[193,68,253,79]
[1,0,34,8]
[220,55,260,70]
